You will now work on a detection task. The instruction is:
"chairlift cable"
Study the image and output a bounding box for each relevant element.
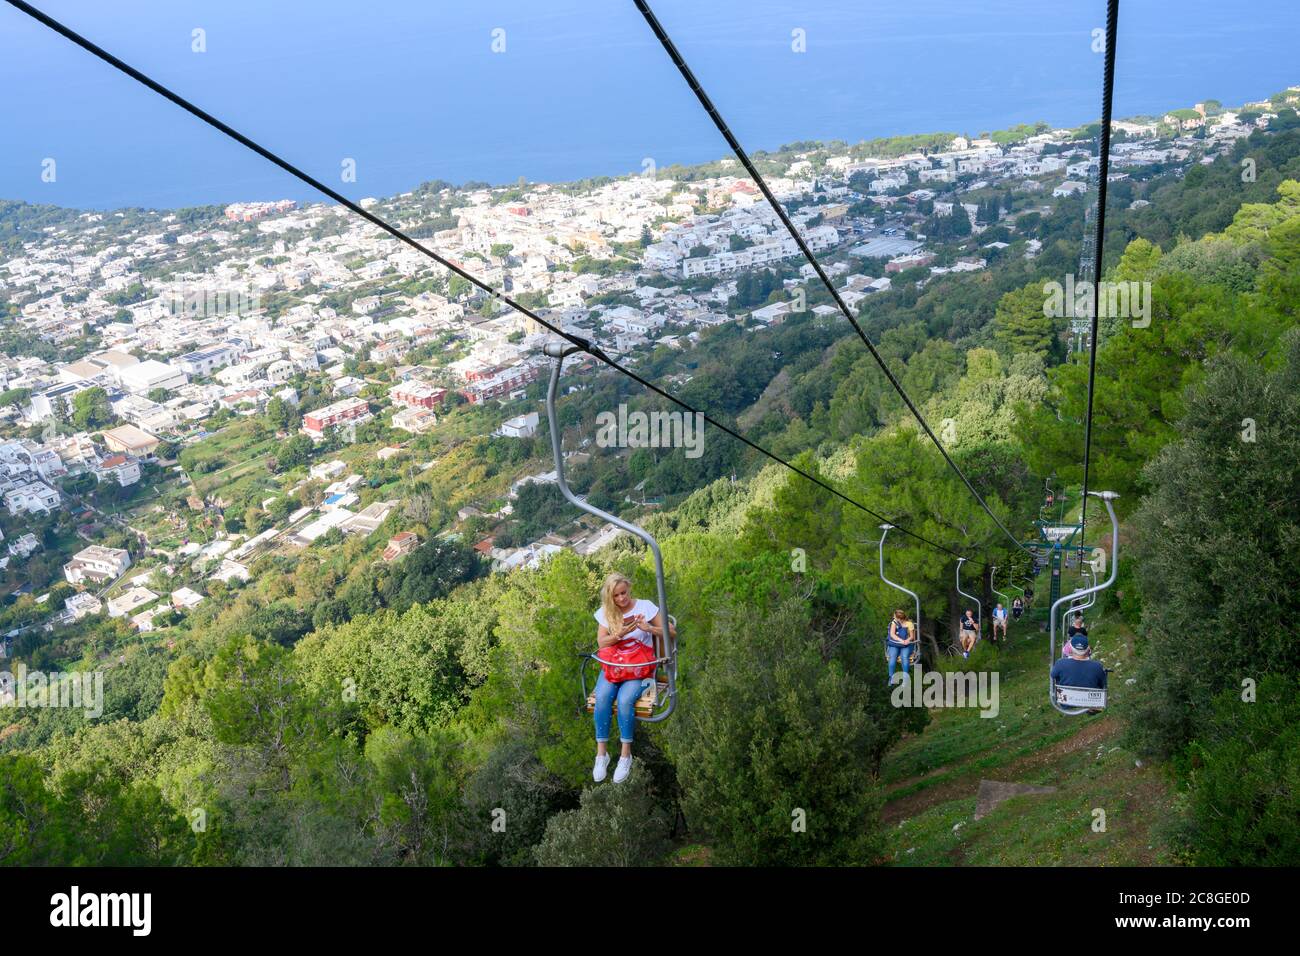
[1078,0,1120,542]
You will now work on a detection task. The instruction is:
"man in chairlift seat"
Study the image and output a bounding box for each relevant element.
[1061,612,1088,655]
[958,608,979,657]
[1051,635,1107,708]
[992,601,1009,642]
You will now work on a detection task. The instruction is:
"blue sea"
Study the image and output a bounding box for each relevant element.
[2,0,1297,210]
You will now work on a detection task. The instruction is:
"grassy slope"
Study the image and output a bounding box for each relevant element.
[880,598,1175,866]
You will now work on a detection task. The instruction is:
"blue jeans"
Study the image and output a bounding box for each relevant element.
[593,672,650,745]
[886,642,912,682]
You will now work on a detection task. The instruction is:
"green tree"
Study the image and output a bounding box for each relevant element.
[667,597,887,865]
[533,761,670,866]
[463,550,605,786]
[296,600,482,734]
[0,754,192,865]
[53,762,192,864]
[265,396,299,432]
[71,386,113,430]
[1018,267,1289,502]
[202,636,315,788]
[364,725,464,865]
[276,434,315,471]
[0,387,30,408]
[0,753,62,864]
[380,540,484,613]
[1122,330,1300,758]
[991,282,1055,358]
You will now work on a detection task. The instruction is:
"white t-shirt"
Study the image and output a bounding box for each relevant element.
[594,598,659,649]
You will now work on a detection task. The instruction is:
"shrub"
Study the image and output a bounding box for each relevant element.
[533,762,670,867]
[462,737,575,866]
[1170,675,1300,865]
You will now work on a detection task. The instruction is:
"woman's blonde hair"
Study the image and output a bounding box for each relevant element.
[601,571,633,631]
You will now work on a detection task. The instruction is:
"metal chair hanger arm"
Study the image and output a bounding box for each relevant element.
[878,524,922,633]
[955,556,982,634]
[546,346,677,722]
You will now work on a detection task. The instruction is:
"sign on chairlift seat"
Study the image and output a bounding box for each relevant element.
[1054,684,1106,709]
[1042,526,1078,542]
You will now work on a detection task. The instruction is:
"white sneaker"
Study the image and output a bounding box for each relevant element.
[592,753,610,783]
[613,756,633,784]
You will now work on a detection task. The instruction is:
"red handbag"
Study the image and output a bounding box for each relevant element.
[600,638,657,683]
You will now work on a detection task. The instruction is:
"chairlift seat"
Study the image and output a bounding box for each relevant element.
[585,678,669,719]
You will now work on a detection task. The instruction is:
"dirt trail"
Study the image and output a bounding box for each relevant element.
[882,716,1119,824]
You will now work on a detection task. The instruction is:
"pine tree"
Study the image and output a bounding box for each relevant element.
[991,282,1054,357]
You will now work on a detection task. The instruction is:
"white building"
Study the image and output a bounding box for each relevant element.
[106,586,157,618]
[170,586,205,610]
[918,167,956,184]
[120,359,188,395]
[64,545,132,585]
[95,453,142,487]
[131,607,164,632]
[177,344,241,377]
[391,406,437,434]
[215,361,265,387]
[7,533,40,559]
[27,447,67,481]
[751,301,794,324]
[64,592,103,620]
[494,543,563,573]
[1053,180,1088,198]
[497,411,540,439]
[28,381,93,422]
[210,560,250,583]
[5,480,60,516]
[308,459,347,481]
